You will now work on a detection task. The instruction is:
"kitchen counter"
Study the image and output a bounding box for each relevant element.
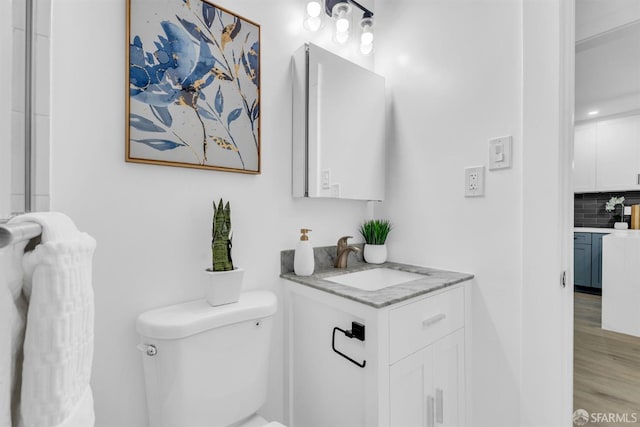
[574,227,640,235]
[574,227,614,233]
[602,229,640,238]
[280,254,473,308]
[602,232,640,337]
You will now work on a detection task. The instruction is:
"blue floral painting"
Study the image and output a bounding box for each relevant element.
[127,0,260,173]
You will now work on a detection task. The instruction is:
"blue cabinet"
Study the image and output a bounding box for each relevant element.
[574,232,607,291]
[590,233,605,288]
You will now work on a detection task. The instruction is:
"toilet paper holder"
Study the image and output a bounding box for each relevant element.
[331,322,366,368]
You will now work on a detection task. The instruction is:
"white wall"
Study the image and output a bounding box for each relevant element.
[0,0,12,218]
[576,0,640,41]
[50,1,373,425]
[376,2,574,426]
[374,1,523,425]
[10,0,51,213]
[31,0,51,213]
[574,20,640,122]
[9,0,24,213]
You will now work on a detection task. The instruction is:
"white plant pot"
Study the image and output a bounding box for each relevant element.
[364,244,387,264]
[204,268,244,306]
[614,222,629,230]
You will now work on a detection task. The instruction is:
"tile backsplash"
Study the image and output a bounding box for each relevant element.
[575,191,640,228]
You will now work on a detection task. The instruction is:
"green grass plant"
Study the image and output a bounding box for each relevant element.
[359,219,392,245]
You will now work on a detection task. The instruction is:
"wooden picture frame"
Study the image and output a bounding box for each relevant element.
[126,0,260,174]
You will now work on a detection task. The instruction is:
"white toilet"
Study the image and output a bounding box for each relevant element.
[136,291,285,427]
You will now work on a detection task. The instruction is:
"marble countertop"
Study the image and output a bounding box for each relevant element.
[281,261,474,309]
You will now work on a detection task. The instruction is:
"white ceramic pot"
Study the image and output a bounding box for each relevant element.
[614,222,629,230]
[204,267,244,306]
[364,244,387,264]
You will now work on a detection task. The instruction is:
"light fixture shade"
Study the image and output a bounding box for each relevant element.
[303,0,324,31]
[309,0,375,54]
[360,16,374,55]
[331,1,352,44]
[307,0,322,16]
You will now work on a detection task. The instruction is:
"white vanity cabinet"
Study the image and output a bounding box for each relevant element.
[390,329,464,427]
[283,280,467,427]
[389,288,465,427]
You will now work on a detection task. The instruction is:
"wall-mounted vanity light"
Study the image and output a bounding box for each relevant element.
[303,0,324,31]
[303,0,375,55]
[359,16,374,55]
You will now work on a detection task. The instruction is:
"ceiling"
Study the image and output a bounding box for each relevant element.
[575,21,640,123]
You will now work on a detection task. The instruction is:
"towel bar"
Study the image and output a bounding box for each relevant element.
[0,222,42,249]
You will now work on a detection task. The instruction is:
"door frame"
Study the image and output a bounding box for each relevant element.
[560,0,576,423]
[521,0,575,425]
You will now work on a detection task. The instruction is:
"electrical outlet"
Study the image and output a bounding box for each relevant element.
[331,183,341,197]
[465,166,485,197]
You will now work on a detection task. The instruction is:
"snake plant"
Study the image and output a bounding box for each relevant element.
[211,199,234,271]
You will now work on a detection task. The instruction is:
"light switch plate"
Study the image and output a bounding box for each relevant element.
[321,169,331,189]
[489,136,512,170]
[465,166,485,197]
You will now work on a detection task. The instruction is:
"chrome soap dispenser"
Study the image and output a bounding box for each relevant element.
[294,229,314,276]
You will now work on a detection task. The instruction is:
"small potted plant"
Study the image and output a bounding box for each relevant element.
[605,196,628,230]
[359,219,392,264]
[205,199,244,306]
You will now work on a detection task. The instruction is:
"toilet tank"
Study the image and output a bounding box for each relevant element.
[136,291,278,427]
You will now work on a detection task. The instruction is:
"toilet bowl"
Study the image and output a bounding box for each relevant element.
[136,291,286,427]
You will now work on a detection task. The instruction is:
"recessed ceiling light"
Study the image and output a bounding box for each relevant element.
[588,110,599,116]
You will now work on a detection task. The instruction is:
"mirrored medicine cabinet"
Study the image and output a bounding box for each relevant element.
[292,42,386,201]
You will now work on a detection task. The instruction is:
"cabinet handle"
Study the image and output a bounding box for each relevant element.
[423,313,447,328]
[436,388,444,424]
[427,395,435,427]
[637,174,640,185]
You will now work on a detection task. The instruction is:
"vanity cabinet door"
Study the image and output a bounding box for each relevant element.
[389,329,465,427]
[432,329,465,427]
[390,347,434,427]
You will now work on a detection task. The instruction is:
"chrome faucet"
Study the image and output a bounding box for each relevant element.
[334,236,361,269]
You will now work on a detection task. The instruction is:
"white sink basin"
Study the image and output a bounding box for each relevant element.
[325,268,425,291]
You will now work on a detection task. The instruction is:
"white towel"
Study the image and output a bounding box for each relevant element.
[0,240,28,426]
[10,213,96,427]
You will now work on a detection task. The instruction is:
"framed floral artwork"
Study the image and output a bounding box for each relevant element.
[126,0,260,173]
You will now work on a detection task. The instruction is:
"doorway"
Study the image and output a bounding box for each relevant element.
[572,3,640,424]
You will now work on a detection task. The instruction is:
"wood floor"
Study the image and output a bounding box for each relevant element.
[574,292,640,426]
